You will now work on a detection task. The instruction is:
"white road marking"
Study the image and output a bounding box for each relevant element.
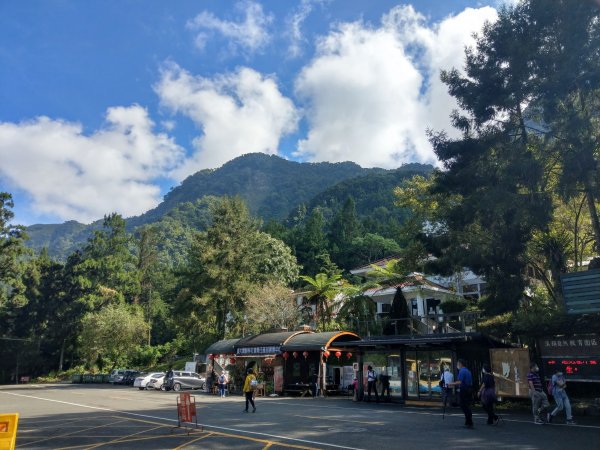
[0,391,364,449]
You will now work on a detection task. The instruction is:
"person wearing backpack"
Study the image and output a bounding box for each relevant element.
[365,365,379,403]
[243,368,257,413]
[218,371,227,398]
[547,370,576,424]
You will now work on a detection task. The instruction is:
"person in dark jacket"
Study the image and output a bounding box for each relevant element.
[310,371,319,398]
[449,359,474,428]
[478,364,498,425]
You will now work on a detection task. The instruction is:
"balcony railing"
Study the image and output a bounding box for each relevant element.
[348,312,480,338]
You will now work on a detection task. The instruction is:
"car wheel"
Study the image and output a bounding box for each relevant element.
[138,387,144,390]
[201,382,206,390]
[173,383,181,392]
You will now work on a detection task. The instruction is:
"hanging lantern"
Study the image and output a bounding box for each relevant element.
[283,351,289,360]
[335,351,342,359]
[229,357,236,365]
[346,352,353,359]
[303,351,309,359]
[293,351,299,359]
[208,354,214,360]
[323,350,330,358]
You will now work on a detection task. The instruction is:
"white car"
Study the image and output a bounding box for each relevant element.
[133,372,164,390]
[147,374,165,390]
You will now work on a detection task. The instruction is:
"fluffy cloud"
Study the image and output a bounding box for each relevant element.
[295,5,497,168]
[155,63,299,178]
[187,1,273,54]
[0,105,184,223]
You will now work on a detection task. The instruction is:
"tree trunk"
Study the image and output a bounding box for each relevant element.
[59,338,66,372]
[584,175,600,254]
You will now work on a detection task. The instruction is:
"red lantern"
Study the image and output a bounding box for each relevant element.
[229,357,236,365]
[293,351,299,359]
[283,351,289,360]
[303,351,309,359]
[346,352,353,359]
[208,354,214,360]
[323,350,330,358]
[335,351,342,359]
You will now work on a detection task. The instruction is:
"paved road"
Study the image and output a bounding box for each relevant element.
[1,384,599,449]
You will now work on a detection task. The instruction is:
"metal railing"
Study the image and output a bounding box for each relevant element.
[349,312,480,338]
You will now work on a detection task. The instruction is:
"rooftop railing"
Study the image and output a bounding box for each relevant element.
[349,312,480,338]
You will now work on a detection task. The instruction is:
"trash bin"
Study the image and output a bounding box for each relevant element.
[82,374,93,383]
[102,374,110,383]
[93,374,103,383]
[71,374,82,384]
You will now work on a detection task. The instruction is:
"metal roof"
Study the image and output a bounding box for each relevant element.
[205,338,240,355]
[281,331,361,351]
[235,331,311,349]
[335,332,512,348]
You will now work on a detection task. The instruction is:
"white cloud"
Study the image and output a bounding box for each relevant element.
[294,5,497,168]
[286,0,329,58]
[0,105,184,223]
[187,1,273,54]
[155,63,299,178]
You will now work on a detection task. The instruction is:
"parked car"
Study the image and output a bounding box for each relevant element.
[122,370,142,385]
[109,369,129,384]
[168,371,206,392]
[133,372,164,390]
[147,374,165,390]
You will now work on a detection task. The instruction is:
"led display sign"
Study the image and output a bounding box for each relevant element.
[542,357,600,381]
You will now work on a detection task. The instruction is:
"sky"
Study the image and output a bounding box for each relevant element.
[0,0,515,225]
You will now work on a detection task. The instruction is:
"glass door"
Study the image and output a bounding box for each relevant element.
[405,351,418,398]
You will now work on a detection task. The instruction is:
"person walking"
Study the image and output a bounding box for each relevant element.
[243,368,257,413]
[218,371,227,398]
[478,364,498,425]
[165,367,174,391]
[440,365,455,410]
[548,370,576,424]
[449,359,474,428]
[527,362,550,424]
[366,365,379,403]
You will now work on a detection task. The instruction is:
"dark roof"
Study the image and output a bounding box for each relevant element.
[235,331,311,349]
[282,331,361,351]
[205,338,240,355]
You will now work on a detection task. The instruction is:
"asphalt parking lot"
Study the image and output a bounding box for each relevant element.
[1,384,599,449]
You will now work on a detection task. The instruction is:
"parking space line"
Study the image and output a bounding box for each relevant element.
[172,432,215,449]
[21,419,127,447]
[84,423,169,449]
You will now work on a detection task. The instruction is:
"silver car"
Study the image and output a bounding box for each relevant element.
[169,371,206,391]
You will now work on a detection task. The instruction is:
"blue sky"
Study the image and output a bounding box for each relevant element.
[0,1,512,225]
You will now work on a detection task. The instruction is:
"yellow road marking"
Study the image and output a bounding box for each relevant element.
[294,414,385,426]
[263,443,274,449]
[84,424,168,449]
[23,419,126,447]
[172,432,215,449]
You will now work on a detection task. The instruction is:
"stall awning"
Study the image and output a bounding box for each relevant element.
[205,338,240,355]
[235,331,312,356]
[342,332,512,348]
[281,331,360,351]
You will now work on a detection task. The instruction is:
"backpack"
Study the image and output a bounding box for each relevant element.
[249,378,258,391]
[218,375,225,384]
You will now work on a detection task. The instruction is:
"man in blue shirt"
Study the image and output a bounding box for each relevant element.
[449,359,474,428]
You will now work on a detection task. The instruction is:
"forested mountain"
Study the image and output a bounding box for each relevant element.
[25,153,432,260]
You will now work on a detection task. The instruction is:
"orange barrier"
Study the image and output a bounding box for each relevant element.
[0,413,19,450]
[176,393,200,432]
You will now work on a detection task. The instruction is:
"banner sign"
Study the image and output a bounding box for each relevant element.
[539,334,600,381]
[539,334,599,357]
[237,346,280,355]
